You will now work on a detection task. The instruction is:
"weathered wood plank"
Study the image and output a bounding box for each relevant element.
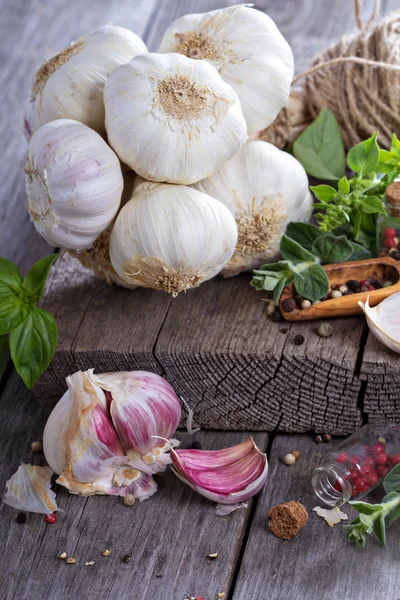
[0,372,267,600]
[233,434,400,600]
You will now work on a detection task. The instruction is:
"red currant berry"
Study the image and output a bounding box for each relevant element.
[368,285,376,291]
[333,481,342,492]
[350,467,360,481]
[364,472,379,487]
[385,227,397,239]
[384,238,397,249]
[391,454,400,466]
[355,479,370,493]
[375,452,389,466]
[336,453,349,463]
[351,455,362,467]
[370,442,385,455]
[44,513,57,524]
[376,465,390,477]
[359,279,370,288]
[359,463,372,477]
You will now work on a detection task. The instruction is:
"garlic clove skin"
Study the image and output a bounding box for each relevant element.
[193,140,313,276]
[170,437,268,506]
[25,119,123,250]
[104,52,247,184]
[89,371,181,462]
[3,464,58,513]
[158,5,294,134]
[359,293,400,353]
[27,25,147,136]
[109,182,238,294]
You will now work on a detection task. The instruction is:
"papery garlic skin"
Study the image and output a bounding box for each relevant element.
[170,437,268,508]
[25,119,123,250]
[104,52,247,184]
[27,25,147,136]
[158,5,294,133]
[110,182,238,294]
[193,140,313,276]
[359,293,400,353]
[3,465,58,514]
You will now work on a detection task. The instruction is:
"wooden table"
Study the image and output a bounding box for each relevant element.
[1,1,400,599]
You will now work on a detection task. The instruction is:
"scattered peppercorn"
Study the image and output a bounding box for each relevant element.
[294,334,304,346]
[281,298,297,313]
[338,284,348,294]
[347,280,361,292]
[122,554,131,564]
[383,280,393,288]
[58,552,67,560]
[315,435,323,443]
[31,440,42,453]
[66,557,77,564]
[280,327,289,334]
[369,278,382,289]
[45,513,57,524]
[291,450,300,461]
[301,299,311,309]
[208,553,218,559]
[331,290,342,299]
[317,322,333,338]
[102,549,112,557]
[322,433,332,443]
[123,494,135,506]
[271,308,282,322]
[16,512,26,524]
[191,441,202,450]
[85,560,95,566]
[283,453,296,465]
[218,593,225,599]
[264,300,275,316]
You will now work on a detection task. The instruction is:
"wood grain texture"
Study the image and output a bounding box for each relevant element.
[0,372,267,600]
[232,434,400,600]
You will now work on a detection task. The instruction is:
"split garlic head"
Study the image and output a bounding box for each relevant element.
[104,52,247,184]
[27,25,147,136]
[158,5,294,133]
[110,182,238,294]
[25,119,123,250]
[193,140,313,276]
[359,293,400,353]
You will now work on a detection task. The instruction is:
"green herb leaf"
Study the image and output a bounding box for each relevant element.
[383,492,400,528]
[383,464,400,494]
[0,334,9,374]
[349,242,371,261]
[310,185,337,202]
[347,132,379,176]
[379,149,394,164]
[273,277,288,305]
[391,133,400,160]
[338,176,350,195]
[374,512,387,546]
[293,264,329,301]
[293,108,345,180]
[285,222,323,252]
[262,275,281,291]
[360,195,386,215]
[23,254,58,301]
[351,208,362,239]
[311,234,353,264]
[0,296,30,335]
[280,235,316,265]
[349,501,383,516]
[0,258,23,302]
[10,308,58,389]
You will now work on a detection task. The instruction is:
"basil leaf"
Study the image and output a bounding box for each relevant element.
[311,234,353,264]
[23,254,58,302]
[285,222,323,252]
[293,108,345,180]
[349,242,371,261]
[0,258,23,299]
[310,185,337,202]
[379,149,394,164]
[360,195,386,215]
[280,235,316,264]
[338,176,350,195]
[0,296,30,335]
[347,132,379,176]
[293,264,329,301]
[391,133,400,160]
[383,464,400,493]
[10,307,57,389]
[0,334,9,374]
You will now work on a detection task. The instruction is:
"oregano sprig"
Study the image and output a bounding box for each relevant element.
[0,254,58,388]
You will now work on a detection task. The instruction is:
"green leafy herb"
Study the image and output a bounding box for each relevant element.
[0,254,58,388]
[344,464,400,548]
[347,132,379,176]
[285,222,359,264]
[293,108,345,180]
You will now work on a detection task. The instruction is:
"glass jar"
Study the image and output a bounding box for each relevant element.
[312,423,400,507]
[376,181,400,256]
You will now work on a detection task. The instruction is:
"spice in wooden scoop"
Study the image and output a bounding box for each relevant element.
[268,501,308,539]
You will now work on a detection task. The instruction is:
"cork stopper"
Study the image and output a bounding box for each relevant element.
[386,182,400,218]
[268,501,308,540]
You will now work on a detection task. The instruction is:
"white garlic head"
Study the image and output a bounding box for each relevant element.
[25,119,123,250]
[158,5,294,133]
[27,25,147,136]
[193,140,313,276]
[359,292,400,354]
[110,182,238,294]
[104,52,247,184]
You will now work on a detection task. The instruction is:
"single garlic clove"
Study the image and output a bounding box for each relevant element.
[27,25,147,136]
[89,371,181,467]
[170,437,268,507]
[109,182,238,294]
[359,293,400,353]
[3,464,58,514]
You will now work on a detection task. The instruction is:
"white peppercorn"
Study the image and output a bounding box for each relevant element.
[331,290,342,299]
[317,322,333,338]
[283,453,296,465]
[301,299,311,309]
[339,284,348,294]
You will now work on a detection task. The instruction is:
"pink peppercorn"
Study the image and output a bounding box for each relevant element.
[359,279,370,288]
[45,513,57,524]
[368,285,376,291]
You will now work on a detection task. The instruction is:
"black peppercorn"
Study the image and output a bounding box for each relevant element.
[391,250,400,261]
[271,309,283,322]
[191,441,202,450]
[369,278,382,289]
[294,295,303,308]
[280,327,289,334]
[322,433,332,443]
[294,335,305,346]
[347,279,361,293]
[281,298,297,313]
[121,555,131,564]
[16,512,26,523]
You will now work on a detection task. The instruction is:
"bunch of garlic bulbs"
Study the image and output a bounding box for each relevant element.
[24,6,312,294]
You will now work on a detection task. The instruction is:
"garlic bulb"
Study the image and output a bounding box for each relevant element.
[25,119,123,250]
[104,52,247,184]
[158,5,294,133]
[27,25,147,136]
[359,293,400,353]
[193,140,313,276]
[110,182,238,294]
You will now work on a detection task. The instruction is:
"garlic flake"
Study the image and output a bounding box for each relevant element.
[3,464,58,514]
[110,182,238,294]
[359,292,400,353]
[158,5,294,133]
[25,119,123,250]
[104,52,247,184]
[193,141,313,276]
[27,25,147,136]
